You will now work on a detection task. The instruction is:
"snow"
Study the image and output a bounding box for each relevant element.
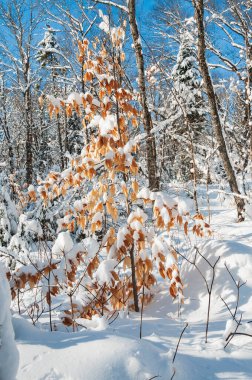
[61,168,72,179]
[92,98,100,107]
[52,231,74,255]
[14,316,168,380]
[127,207,148,224]
[73,199,83,211]
[91,211,103,224]
[75,314,108,331]
[67,92,83,105]
[129,220,143,231]
[0,200,11,244]
[105,150,115,160]
[0,263,19,380]
[19,214,43,237]
[223,319,237,341]
[98,10,110,34]
[46,95,61,108]
[124,140,137,154]
[117,226,130,248]
[99,114,117,137]
[95,259,117,284]
[12,188,252,380]
[151,236,168,258]
[137,187,151,200]
[27,185,35,193]
[83,237,99,258]
[1,3,252,379]
[150,191,177,209]
[176,196,194,214]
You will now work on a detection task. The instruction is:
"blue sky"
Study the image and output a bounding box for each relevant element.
[137,0,155,32]
[140,0,155,10]
[139,0,155,15]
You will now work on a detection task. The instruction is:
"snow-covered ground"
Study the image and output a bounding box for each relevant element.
[0,263,19,380]
[14,190,252,380]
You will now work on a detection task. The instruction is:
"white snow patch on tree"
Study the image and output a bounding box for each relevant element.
[95,259,117,284]
[52,231,74,255]
[83,237,99,258]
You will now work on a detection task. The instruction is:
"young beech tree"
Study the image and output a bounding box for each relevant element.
[7,20,211,331]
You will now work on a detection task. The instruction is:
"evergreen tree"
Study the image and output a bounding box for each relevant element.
[36,25,60,69]
[67,111,83,156]
[170,22,207,182]
[172,24,205,136]
[0,175,18,248]
[36,26,66,171]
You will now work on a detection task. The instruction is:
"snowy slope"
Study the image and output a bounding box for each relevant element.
[14,316,171,380]
[14,192,252,380]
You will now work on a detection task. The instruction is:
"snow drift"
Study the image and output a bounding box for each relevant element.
[0,263,19,380]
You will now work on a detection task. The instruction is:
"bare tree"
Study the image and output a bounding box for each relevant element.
[192,0,245,221]
[127,0,159,190]
[0,0,42,183]
[206,0,252,177]
[0,75,14,173]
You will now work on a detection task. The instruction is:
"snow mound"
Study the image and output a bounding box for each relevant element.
[181,239,252,323]
[0,264,19,380]
[14,317,169,380]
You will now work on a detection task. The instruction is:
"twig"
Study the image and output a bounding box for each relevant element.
[224,313,242,349]
[220,264,249,348]
[220,296,240,324]
[172,323,188,363]
[173,245,220,343]
[224,262,246,319]
[170,369,176,380]
[194,247,220,343]
[92,0,129,13]
[108,312,119,325]
[76,321,87,329]
[226,332,252,341]
[207,189,250,201]
[140,267,145,339]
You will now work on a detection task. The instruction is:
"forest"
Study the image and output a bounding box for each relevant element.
[0,0,252,379]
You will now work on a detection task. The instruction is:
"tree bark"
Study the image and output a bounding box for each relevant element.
[129,244,139,312]
[193,0,245,221]
[24,90,33,184]
[128,0,159,190]
[0,80,15,174]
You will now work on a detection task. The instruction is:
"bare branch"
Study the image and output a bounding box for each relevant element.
[92,0,129,13]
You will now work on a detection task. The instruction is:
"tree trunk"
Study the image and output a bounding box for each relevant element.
[0,84,15,175]
[128,0,159,190]
[129,244,139,312]
[52,72,64,170]
[24,91,33,184]
[193,0,245,221]
[245,43,252,175]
